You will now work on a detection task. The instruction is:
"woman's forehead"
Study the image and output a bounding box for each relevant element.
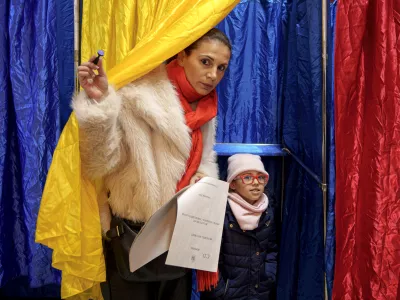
[192,40,231,63]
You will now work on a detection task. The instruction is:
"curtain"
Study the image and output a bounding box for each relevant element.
[0,0,74,297]
[215,0,284,144]
[325,1,337,299]
[277,0,325,299]
[333,0,400,299]
[58,1,76,129]
[81,0,239,89]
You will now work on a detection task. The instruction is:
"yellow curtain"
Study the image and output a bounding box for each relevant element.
[82,0,238,89]
[36,0,238,299]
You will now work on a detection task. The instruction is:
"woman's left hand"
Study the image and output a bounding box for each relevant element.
[190,172,207,185]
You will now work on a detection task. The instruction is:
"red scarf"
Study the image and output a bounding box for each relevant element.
[166,59,218,192]
[166,60,219,291]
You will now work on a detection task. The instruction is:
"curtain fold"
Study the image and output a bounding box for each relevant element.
[333,0,400,299]
[325,1,337,299]
[278,0,325,298]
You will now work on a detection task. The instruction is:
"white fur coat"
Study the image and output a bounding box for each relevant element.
[72,65,218,231]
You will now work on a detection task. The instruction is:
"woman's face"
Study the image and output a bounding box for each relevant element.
[177,39,231,96]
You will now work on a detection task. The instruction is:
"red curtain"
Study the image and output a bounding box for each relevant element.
[333,0,400,299]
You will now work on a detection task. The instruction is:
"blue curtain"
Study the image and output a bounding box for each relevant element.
[278,160,324,300]
[325,1,337,299]
[0,0,74,297]
[216,0,283,144]
[277,0,328,299]
[57,2,75,129]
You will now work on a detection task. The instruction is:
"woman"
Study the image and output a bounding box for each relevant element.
[73,28,231,300]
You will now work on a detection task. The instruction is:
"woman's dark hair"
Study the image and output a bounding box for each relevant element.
[185,28,231,54]
[166,28,231,63]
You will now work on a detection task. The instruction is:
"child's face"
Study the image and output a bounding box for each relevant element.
[229,170,268,204]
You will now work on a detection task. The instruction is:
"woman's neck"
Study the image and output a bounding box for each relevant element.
[189,101,199,111]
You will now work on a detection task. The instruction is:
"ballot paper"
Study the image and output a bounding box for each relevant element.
[129,177,229,273]
[166,177,229,272]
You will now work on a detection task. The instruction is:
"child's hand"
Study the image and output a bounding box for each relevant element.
[190,172,207,185]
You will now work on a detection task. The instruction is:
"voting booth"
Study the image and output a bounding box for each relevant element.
[0,1,338,300]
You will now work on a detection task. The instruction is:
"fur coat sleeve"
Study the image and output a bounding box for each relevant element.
[72,86,125,179]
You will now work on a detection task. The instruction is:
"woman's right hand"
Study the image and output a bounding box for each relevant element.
[78,55,109,101]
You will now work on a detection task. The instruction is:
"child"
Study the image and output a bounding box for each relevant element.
[201,154,278,300]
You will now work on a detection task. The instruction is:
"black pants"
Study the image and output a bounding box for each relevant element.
[101,245,192,300]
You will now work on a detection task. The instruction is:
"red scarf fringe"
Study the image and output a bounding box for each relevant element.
[197,270,219,291]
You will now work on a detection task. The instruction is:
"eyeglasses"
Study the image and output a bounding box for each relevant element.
[234,174,269,185]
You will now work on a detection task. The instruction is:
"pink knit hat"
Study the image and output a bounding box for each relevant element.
[227,154,269,183]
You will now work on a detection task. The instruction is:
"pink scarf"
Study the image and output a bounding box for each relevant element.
[228,192,269,230]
